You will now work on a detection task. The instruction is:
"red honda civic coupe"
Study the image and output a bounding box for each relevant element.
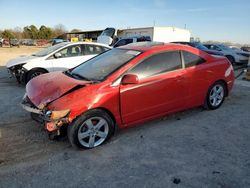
[22,42,235,149]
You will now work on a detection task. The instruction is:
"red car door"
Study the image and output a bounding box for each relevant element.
[119,50,188,125]
[181,50,210,107]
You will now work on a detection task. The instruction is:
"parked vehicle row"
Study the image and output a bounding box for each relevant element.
[18,42,235,149]
[229,46,250,62]
[0,39,51,46]
[113,35,151,48]
[95,28,249,65]
[0,38,3,47]
[204,44,249,64]
[6,42,111,83]
[171,42,249,65]
[172,42,224,56]
[241,46,250,52]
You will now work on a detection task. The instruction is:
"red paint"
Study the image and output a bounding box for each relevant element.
[26,44,235,129]
[46,122,57,132]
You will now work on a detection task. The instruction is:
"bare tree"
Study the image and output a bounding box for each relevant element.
[13,27,23,39]
[53,24,68,37]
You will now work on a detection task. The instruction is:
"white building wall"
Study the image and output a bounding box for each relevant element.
[118,27,154,38]
[153,27,191,43]
[117,27,191,42]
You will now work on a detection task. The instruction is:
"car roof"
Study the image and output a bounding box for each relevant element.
[63,41,112,48]
[119,41,194,52]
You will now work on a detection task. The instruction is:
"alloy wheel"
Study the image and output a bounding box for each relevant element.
[77,117,109,148]
[209,84,224,107]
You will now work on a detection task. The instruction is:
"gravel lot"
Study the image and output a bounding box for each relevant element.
[0,46,45,66]
[0,47,250,188]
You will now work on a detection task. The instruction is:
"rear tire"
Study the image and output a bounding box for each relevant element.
[205,81,226,110]
[67,109,115,149]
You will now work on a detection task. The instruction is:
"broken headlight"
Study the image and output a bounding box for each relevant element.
[45,109,70,120]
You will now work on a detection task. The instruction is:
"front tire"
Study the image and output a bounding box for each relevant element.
[67,109,115,149]
[205,81,226,110]
[26,68,47,83]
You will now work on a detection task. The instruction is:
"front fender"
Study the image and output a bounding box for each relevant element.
[23,58,50,71]
[47,84,122,128]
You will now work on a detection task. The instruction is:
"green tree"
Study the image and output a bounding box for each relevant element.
[22,25,39,39]
[38,25,52,39]
[23,26,31,38]
[1,30,15,39]
[29,25,39,39]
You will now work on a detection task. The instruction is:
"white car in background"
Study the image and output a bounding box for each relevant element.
[229,46,250,63]
[6,42,111,83]
[204,44,248,65]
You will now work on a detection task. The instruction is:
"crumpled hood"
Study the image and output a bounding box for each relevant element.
[6,55,38,68]
[26,71,91,108]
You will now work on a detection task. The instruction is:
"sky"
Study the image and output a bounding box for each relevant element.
[0,0,250,44]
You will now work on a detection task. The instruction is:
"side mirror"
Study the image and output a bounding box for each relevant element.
[54,52,62,58]
[121,74,139,85]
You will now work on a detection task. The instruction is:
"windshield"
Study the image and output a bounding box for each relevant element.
[33,42,68,57]
[194,43,208,50]
[70,48,141,81]
[218,44,231,51]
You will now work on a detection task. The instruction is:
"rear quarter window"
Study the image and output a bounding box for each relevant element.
[182,51,205,68]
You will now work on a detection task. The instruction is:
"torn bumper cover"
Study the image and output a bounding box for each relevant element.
[21,94,70,132]
[8,66,27,83]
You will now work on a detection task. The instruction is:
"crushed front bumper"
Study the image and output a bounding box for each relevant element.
[21,94,70,132]
[21,94,43,115]
[8,66,27,83]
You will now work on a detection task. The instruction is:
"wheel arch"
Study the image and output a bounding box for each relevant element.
[225,55,235,63]
[216,79,228,97]
[27,67,49,73]
[204,79,228,109]
[25,67,49,82]
[70,107,118,129]
[95,107,117,127]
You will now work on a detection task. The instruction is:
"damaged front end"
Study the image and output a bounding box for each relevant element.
[8,65,27,83]
[21,94,71,136]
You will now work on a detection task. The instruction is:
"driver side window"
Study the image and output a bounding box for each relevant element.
[128,51,182,79]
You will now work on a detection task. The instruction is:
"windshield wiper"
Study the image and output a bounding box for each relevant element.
[64,70,100,83]
[64,70,74,77]
[71,73,91,81]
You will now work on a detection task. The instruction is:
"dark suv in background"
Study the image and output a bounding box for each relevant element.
[113,35,151,47]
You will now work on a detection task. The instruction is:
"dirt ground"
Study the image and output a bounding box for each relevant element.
[0,47,250,188]
[0,46,45,66]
